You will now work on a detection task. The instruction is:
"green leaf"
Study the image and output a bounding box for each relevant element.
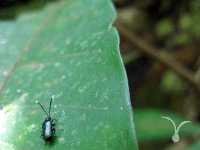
[0,0,138,149]
[160,70,187,93]
[155,19,174,38]
[134,108,200,142]
[122,51,140,65]
[179,14,193,30]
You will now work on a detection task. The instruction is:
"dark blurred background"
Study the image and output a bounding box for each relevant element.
[0,0,200,149]
[113,0,200,149]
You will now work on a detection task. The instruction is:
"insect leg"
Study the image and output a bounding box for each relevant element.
[52,128,55,134]
[52,128,58,137]
[51,118,58,122]
[51,118,64,130]
[40,134,45,141]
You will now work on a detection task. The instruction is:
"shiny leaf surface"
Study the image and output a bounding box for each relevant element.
[0,0,138,149]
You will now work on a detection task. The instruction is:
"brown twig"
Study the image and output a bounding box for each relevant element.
[115,22,200,93]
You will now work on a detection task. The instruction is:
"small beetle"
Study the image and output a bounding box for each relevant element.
[35,95,57,142]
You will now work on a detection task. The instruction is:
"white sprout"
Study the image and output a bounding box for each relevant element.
[162,116,191,142]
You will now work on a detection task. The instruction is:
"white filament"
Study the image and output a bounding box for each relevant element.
[162,116,190,142]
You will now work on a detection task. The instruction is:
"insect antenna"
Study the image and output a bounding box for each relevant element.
[35,100,48,117]
[49,95,55,117]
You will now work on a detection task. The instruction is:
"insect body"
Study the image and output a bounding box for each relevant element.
[35,95,57,142]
